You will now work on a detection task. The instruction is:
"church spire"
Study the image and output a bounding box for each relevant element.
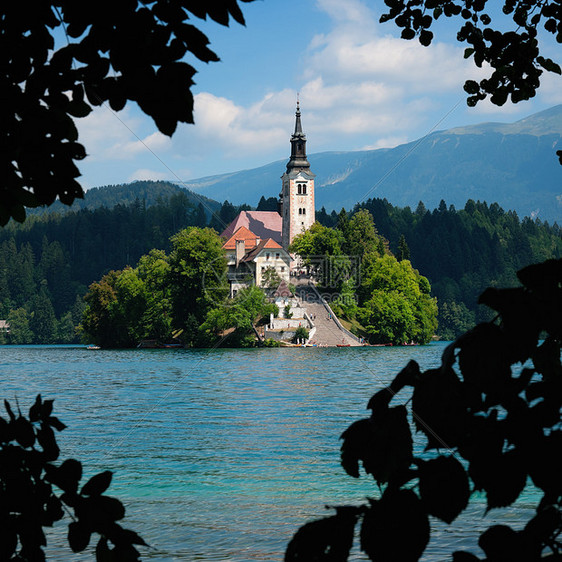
[286,98,310,172]
[294,98,303,135]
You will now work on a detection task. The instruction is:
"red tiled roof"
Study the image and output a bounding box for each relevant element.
[221,211,282,244]
[241,237,285,262]
[222,226,261,250]
[262,238,282,249]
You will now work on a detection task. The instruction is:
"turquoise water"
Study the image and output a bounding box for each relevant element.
[0,344,537,560]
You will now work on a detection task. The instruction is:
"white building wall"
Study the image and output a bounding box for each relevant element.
[282,171,315,250]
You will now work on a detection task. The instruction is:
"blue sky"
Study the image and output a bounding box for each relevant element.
[74,0,562,189]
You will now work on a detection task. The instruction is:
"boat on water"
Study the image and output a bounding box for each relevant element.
[87,345,101,350]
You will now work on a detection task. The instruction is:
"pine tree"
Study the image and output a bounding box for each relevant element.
[397,235,411,261]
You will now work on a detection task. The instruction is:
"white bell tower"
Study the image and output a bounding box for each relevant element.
[280,100,315,250]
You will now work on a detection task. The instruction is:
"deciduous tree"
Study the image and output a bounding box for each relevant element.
[0,395,146,560]
[0,0,255,225]
[168,227,228,341]
[358,254,437,344]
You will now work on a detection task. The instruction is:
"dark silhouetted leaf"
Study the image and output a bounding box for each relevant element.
[478,525,528,561]
[29,395,42,422]
[412,367,467,449]
[41,399,54,418]
[4,399,15,421]
[46,458,82,493]
[517,259,562,292]
[81,471,113,497]
[37,423,60,461]
[470,450,527,510]
[457,324,512,401]
[89,495,126,524]
[528,431,562,496]
[523,505,562,552]
[418,455,470,523]
[48,416,67,432]
[0,518,18,559]
[341,406,412,484]
[361,489,429,561]
[453,552,481,561]
[13,417,35,448]
[285,507,358,561]
[111,526,149,547]
[68,521,91,552]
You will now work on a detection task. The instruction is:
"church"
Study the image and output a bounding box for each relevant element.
[221,101,316,295]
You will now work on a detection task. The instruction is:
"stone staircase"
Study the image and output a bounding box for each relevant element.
[294,283,361,347]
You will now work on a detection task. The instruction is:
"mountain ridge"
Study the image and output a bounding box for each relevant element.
[180,104,562,223]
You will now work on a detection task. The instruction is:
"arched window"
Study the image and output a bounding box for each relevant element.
[302,208,306,215]
[302,184,307,195]
[297,184,302,195]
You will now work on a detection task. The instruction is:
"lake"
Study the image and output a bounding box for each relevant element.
[0,344,536,561]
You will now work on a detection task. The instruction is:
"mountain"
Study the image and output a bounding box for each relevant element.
[30,180,221,216]
[181,105,562,224]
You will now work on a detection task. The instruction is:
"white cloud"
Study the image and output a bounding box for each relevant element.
[537,72,562,105]
[174,92,288,159]
[304,13,481,94]
[77,105,142,160]
[77,104,174,169]
[361,136,409,150]
[120,132,172,157]
[156,0,503,172]
[314,0,374,25]
[173,0,491,166]
[75,0,562,186]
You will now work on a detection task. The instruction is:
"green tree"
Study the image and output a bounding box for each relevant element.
[290,223,349,290]
[261,266,282,289]
[209,200,238,232]
[6,308,33,344]
[81,270,122,348]
[360,289,416,345]
[137,249,173,341]
[438,299,476,340]
[344,209,385,262]
[200,286,277,346]
[29,290,57,344]
[358,254,437,345]
[397,234,411,261]
[56,311,78,343]
[332,279,359,320]
[7,242,36,308]
[293,326,309,344]
[109,267,149,347]
[256,196,279,211]
[168,227,228,342]
[1,0,255,225]
[82,267,152,348]
[193,203,208,228]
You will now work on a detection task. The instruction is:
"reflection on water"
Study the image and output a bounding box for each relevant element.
[0,344,539,560]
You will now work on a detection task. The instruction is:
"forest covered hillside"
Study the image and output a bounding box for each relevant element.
[29,180,221,217]
[1,187,560,344]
